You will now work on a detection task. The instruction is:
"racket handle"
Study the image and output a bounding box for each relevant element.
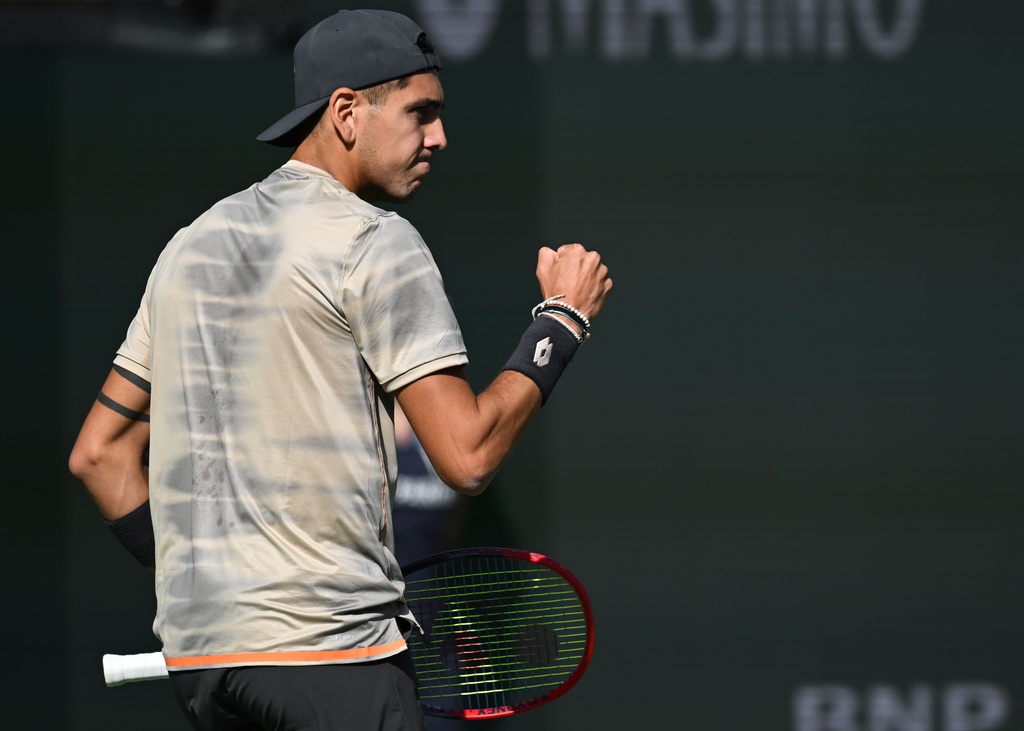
[103,652,168,686]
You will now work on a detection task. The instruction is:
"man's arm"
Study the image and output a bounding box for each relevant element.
[396,243,611,495]
[396,367,539,495]
[69,367,151,520]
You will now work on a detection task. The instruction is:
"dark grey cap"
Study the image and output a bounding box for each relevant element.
[256,9,443,147]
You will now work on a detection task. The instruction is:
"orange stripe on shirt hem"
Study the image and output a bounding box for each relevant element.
[164,639,407,669]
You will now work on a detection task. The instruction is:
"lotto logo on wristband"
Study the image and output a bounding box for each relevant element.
[534,337,553,367]
[503,318,578,405]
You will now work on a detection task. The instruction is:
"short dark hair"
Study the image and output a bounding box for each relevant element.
[299,75,417,147]
[359,75,412,107]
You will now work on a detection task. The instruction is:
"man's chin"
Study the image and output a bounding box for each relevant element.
[385,182,423,205]
[362,181,422,205]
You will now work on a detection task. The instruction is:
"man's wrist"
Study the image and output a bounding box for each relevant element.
[501,316,581,405]
[105,500,156,569]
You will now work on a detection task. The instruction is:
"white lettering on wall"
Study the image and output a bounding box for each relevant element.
[868,686,933,731]
[413,0,503,61]
[795,685,860,731]
[527,0,594,56]
[415,0,925,63]
[742,0,849,60]
[852,0,925,59]
[945,685,1012,731]
[793,684,1011,731]
[697,0,738,61]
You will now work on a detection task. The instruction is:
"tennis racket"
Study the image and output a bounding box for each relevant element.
[103,547,594,719]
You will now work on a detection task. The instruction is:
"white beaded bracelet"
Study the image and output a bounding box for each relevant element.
[532,294,591,333]
[542,299,591,330]
[532,294,568,319]
[538,311,585,345]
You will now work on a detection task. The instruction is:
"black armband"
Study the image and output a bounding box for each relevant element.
[105,500,155,569]
[501,316,580,405]
[113,364,152,393]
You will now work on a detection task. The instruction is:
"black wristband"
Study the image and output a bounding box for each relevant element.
[105,500,156,569]
[502,316,580,405]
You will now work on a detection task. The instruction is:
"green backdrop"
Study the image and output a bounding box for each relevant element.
[2,1,1021,728]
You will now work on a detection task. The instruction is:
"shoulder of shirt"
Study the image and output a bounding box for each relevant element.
[266,160,413,231]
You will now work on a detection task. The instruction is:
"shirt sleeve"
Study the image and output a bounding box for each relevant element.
[342,214,468,392]
[113,266,156,384]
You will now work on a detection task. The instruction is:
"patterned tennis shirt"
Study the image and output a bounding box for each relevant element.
[113,160,468,670]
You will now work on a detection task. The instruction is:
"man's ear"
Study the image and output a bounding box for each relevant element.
[327,88,359,144]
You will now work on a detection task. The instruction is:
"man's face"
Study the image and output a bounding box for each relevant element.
[357,71,446,203]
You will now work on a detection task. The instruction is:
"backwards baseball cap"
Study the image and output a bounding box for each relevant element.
[256,9,443,147]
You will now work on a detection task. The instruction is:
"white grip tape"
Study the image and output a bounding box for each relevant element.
[103,652,169,686]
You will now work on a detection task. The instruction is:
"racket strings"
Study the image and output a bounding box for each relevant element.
[404,555,589,713]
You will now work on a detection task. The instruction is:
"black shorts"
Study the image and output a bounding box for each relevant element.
[167,652,426,731]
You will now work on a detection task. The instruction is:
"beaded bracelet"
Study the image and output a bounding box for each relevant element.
[542,299,592,331]
[538,311,584,345]
[532,295,591,340]
[538,307,589,338]
[531,294,567,319]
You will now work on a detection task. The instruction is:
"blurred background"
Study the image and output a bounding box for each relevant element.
[2,0,1022,728]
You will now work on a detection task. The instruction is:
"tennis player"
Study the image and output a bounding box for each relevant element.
[69,9,611,730]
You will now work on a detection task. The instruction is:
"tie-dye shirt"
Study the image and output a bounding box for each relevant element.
[113,160,468,670]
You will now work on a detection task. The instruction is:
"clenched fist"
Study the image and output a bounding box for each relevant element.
[536,244,613,327]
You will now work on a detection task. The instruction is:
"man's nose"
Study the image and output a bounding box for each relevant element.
[426,119,447,151]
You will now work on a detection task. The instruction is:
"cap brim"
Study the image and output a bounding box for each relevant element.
[256,97,329,147]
